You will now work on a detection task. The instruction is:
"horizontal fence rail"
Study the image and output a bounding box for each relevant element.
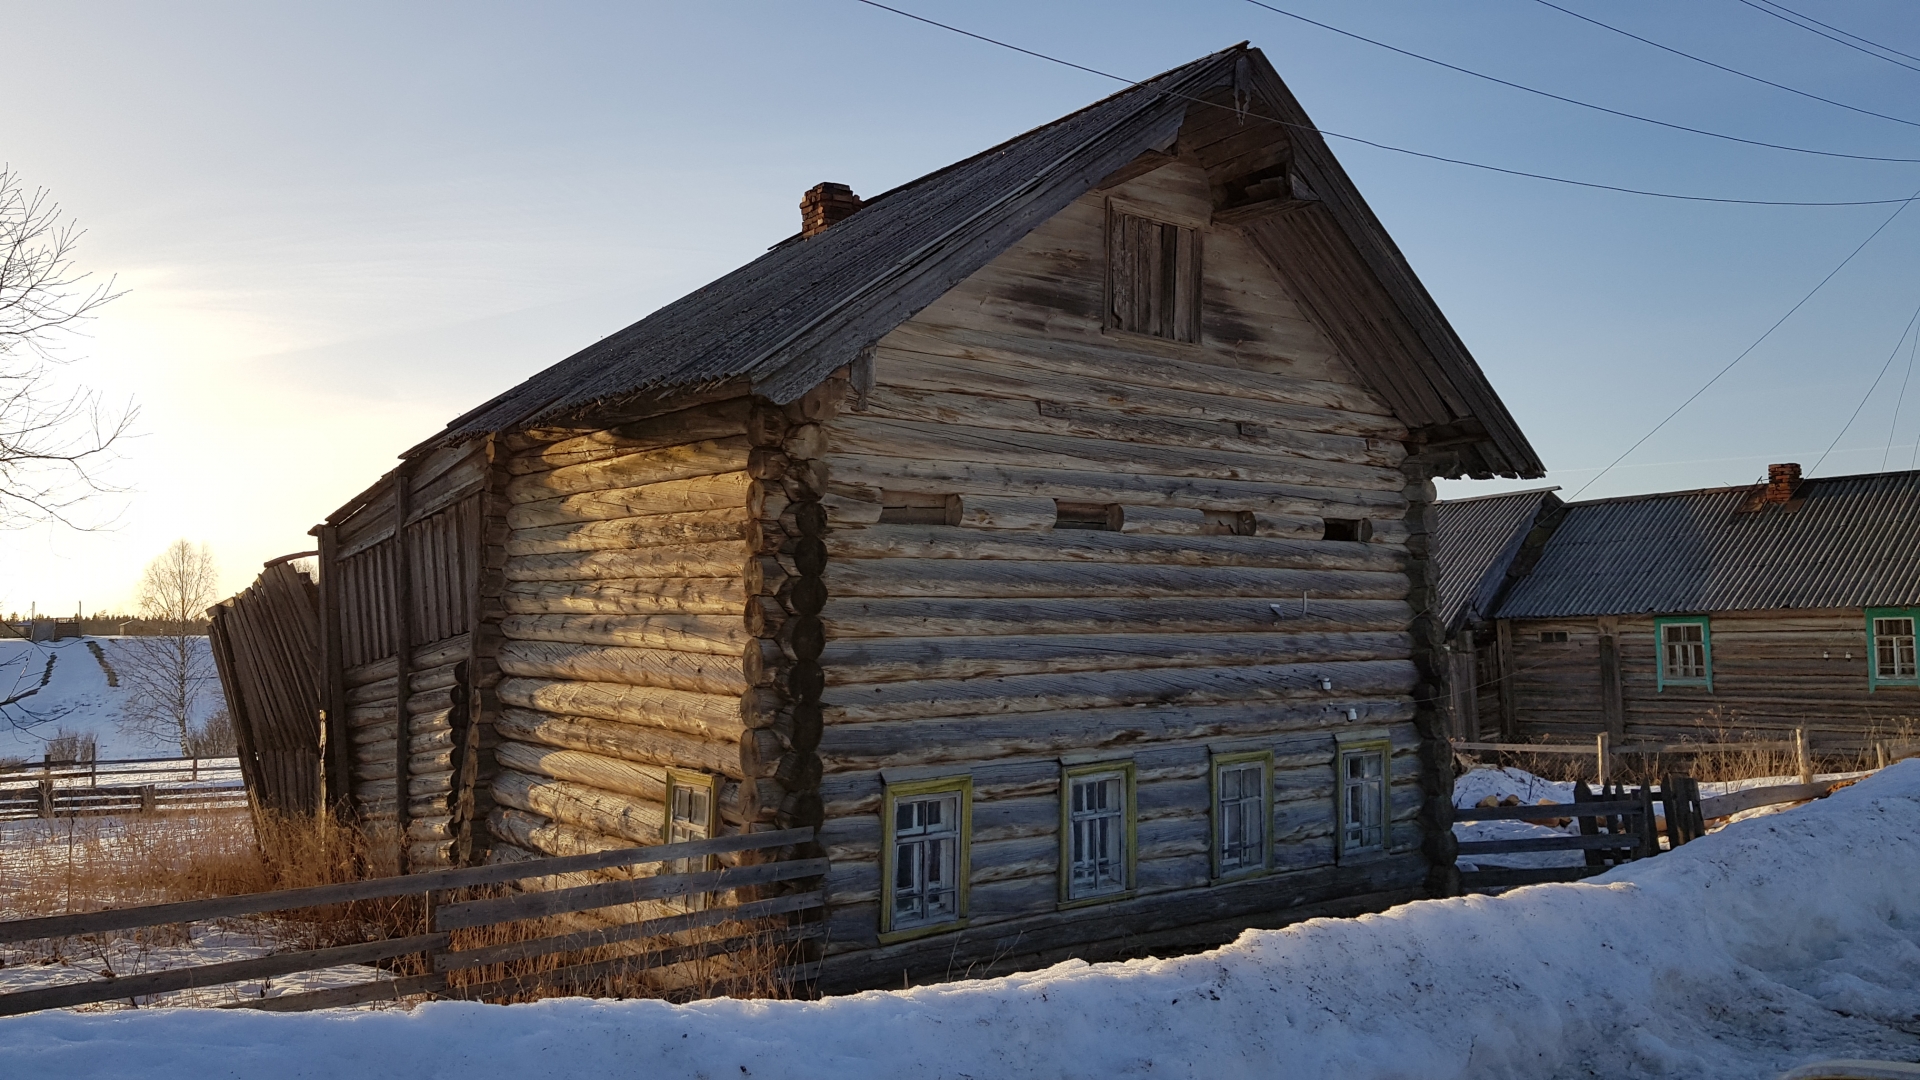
[0,826,822,1016]
[0,756,246,820]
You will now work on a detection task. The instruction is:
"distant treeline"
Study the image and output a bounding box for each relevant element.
[2,615,211,638]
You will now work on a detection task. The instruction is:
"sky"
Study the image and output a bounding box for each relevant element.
[4,0,1920,613]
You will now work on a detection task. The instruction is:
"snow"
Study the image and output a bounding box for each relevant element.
[0,636,218,760]
[4,764,1919,1079]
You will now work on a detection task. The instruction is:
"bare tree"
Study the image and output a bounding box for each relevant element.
[117,540,220,753]
[0,166,134,528]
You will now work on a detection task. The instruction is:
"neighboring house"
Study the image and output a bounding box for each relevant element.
[1429,488,1560,738]
[1443,464,1920,751]
[289,45,1543,993]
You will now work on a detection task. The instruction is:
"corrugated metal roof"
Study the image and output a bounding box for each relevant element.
[1495,470,1920,618]
[1433,488,1559,631]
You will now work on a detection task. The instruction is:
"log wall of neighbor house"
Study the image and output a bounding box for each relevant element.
[322,439,498,872]
[481,396,823,923]
[1503,609,1920,749]
[810,160,1432,989]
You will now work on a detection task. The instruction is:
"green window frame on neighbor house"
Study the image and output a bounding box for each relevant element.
[879,775,972,943]
[1059,760,1136,908]
[1654,616,1712,691]
[1867,608,1920,690]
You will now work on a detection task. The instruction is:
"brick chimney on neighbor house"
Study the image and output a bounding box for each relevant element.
[800,183,862,238]
[1765,462,1802,504]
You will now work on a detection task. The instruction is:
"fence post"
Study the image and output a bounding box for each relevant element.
[1596,732,1610,787]
[37,778,53,819]
[140,785,156,814]
[1878,742,1888,770]
[1794,728,1812,785]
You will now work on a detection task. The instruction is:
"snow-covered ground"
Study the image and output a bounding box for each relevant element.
[0,636,218,761]
[3,762,1917,1079]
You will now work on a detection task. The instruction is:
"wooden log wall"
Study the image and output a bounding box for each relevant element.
[1505,609,1920,751]
[323,440,497,871]
[810,160,1432,986]
[483,395,818,910]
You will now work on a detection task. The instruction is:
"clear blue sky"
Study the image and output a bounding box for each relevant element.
[6,0,1920,611]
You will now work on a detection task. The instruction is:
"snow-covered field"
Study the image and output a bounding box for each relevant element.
[0,636,218,761]
[3,762,1917,1079]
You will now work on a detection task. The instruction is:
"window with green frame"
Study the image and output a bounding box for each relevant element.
[1867,608,1920,690]
[1211,750,1272,880]
[880,776,971,941]
[1654,616,1712,691]
[1334,737,1390,861]
[1060,760,1135,906]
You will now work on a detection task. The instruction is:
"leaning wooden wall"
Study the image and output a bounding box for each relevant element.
[320,440,496,871]
[811,160,1430,987]
[481,397,815,889]
[1507,609,1920,750]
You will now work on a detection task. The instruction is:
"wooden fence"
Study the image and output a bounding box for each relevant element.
[1454,775,1850,891]
[0,756,247,820]
[0,827,822,1016]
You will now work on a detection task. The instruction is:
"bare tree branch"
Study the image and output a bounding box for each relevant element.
[117,540,219,753]
[0,165,135,529]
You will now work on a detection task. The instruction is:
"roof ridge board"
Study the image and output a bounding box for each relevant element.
[1436,485,1561,505]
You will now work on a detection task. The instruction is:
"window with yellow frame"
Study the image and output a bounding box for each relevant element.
[880,776,971,942]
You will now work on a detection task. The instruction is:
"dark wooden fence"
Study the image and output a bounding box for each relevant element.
[0,756,247,820]
[0,827,822,1016]
[1456,776,1849,891]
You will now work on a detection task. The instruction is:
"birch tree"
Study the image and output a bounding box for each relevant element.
[118,540,220,752]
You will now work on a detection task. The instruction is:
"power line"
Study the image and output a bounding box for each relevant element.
[1527,0,1920,130]
[1569,183,1920,498]
[1755,0,1920,67]
[848,0,1920,206]
[1241,0,1920,163]
[1813,294,1920,475]
[1884,313,1920,470]
[1732,0,1920,76]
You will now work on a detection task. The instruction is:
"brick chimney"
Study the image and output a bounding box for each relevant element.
[800,182,862,238]
[1764,462,1802,504]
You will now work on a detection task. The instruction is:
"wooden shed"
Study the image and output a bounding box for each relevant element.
[1451,465,1920,751]
[291,45,1543,992]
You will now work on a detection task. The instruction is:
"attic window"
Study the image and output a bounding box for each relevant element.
[1106,206,1201,344]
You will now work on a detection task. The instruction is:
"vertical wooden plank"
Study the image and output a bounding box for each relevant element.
[1495,620,1519,741]
[1597,620,1625,740]
[317,525,351,813]
[391,474,415,872]
[1104,204,1125,332]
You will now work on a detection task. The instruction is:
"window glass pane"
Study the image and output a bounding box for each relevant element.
[1067,772,1127,898]
[1216,761,1266,874]
[1877,617,1917,679]
[1341,750,1386,852]
[891,791,962,930]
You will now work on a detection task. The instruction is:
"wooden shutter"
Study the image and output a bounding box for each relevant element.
[1106,207,1201,343]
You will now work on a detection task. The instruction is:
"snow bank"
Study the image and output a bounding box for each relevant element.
[6,765,1920,1080]
[0,637,218,760]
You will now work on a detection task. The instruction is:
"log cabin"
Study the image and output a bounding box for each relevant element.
[298,44,1544,993]
[1445,464,1920,751]
[1430,488,1561,738]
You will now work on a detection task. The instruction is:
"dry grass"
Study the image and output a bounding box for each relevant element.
[0,810,806,1008]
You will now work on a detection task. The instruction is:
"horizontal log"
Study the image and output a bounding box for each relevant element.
[510,397,750,463]
[824,559,1404,601]
[436,856,829,930]
[827,415,1405,492]
[346,663,465,706]
[492,767,667,846]
[820,699,1416,769]
[499,640,748,697]
[824,454,1405,519]
[506,507,750,556]
[505,541,747,583]
[505,436,751,503]
[502,577,745,617]
[1700,781,1834,819]
[822,523,1404,571]
[507,472,752,530]
[1456,834,1646,855]
[496,740,669,804]
[1114,504,1204,534]
[438,888,823,971]
[820,596,1410,638]
[495,709,745,778]
[946,493,1056,530]
[853,382,1400,469]
[822,631,1409,685]
[498,677,745,741]
[341,635,474,688]
[500,612,749,656]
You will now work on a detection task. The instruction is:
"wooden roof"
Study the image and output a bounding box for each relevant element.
[413,45,1543,479]
[1433,488,1562,632]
